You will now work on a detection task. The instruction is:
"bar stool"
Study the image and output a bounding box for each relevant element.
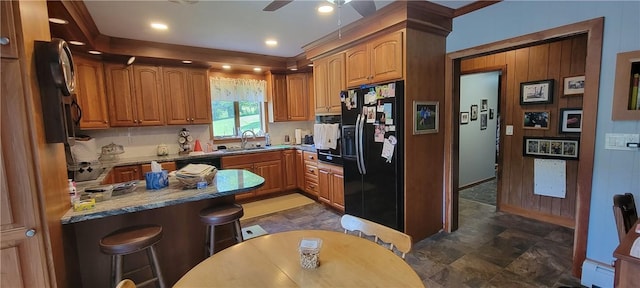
[99,224,166,288]
[199,203,244,257]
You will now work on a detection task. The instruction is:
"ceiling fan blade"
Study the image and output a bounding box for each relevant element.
[263,0,294,12]
[350,0,376,17]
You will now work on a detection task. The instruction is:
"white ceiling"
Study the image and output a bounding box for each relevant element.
[83,0,472,58]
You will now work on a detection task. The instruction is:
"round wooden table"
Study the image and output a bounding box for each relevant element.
[174,230,424,287]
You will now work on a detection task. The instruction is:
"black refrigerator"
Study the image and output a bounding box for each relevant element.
[341,80,404,231]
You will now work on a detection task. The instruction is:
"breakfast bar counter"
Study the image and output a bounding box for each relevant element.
[61,169,265,224]
[62,169,265,288]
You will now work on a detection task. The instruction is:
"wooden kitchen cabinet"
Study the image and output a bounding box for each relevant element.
[286,73,309,121]
[302,151,319,196]
[163,67,211,125]
[267,72,288,122]
[105,63,165,127]
[140,161,176,174]
[222,151,283,199]
[111,165,142,183]
[345,31,403,87]
[74,56,110,129]
[314,53,345,115]
[0,1,18,59]
[318,162,344,211]
[295,150,305,191]
[282,150,297,190]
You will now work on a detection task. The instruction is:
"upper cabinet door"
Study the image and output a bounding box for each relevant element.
[345,43,369,87]
[286,73,308,121]
[187,69,212,124]
[163,67,190,125]
[269,73,288,122]
[133,65,165,126]
[326,53,346,114]
[105,63,137,127]
[74,56,110,129]
[369,31,403,84]
[0,1,18,59]
[314,57,329,113]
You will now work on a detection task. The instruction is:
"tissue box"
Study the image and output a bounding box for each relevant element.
[145,170,169,190]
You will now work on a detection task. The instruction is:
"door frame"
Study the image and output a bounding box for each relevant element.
[444,18,603,277]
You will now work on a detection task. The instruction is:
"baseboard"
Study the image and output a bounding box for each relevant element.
[499,203,575,228]
[459,176,496,190]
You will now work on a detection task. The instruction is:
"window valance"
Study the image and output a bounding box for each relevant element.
[210,77,266,102]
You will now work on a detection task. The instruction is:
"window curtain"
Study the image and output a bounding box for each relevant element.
[210,77,266,102]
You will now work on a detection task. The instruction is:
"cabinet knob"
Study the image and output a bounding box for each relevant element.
[133,120,138,123]
[25,229,36,238]
[104,120,109,124]
[0,37,10,46]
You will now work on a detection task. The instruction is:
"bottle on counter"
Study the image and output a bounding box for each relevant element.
[265,133,271,146]
[68,179,78,204]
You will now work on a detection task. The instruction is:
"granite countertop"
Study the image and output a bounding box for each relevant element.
[61,169,265,224]
[79,144,316,187]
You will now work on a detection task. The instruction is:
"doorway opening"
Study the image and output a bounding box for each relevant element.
[458,70,501,208]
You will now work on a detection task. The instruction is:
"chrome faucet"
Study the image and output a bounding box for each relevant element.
[241,130,256,149]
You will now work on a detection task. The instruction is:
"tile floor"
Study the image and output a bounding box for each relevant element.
[241,197,582,288]
[460,178,497,206]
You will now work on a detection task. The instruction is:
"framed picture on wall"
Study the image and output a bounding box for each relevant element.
[523,136,579,160]
[559,108,583,133]
[520,79,554,105]
[563,75,585,96]
[489,108,495,120]
[523,110,550,130]
[470,105,478,120]
[481,99,488,111]
[460,112,469,124]
[413,101,439,135]
[480,114,488,130]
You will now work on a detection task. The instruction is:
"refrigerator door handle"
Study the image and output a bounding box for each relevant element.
[358,111,366,175]
[355,114,363,175]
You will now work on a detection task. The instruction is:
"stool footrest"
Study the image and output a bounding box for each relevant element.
[122,264,152,277]
[137,277,159,288]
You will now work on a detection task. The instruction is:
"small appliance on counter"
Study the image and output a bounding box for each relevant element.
[99,142,124,161]
[65,138,105,182]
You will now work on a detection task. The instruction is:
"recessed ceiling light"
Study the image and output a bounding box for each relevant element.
[307,64,314,67]
[222,65,231,69]
[290,68,298,71]
[68,41,85,46]
[265,39,278,47]
[318,5,333,13]
[151,22,168,30]
[88,50,102,55]
[182,60,192,64]
[48,18,69,24]
[253,67,262,72]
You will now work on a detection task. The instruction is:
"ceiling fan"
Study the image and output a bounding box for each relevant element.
[263,0,377,18]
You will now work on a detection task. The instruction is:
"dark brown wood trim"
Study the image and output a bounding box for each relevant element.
[501,204,575,228]
[445,17,604,277]
[453,1,503,18]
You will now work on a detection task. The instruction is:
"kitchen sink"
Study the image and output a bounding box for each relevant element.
[223,146,266,152]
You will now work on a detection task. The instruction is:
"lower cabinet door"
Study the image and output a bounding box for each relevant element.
[254,160,283,196]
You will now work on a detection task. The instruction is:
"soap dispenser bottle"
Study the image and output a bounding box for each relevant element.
[265,133,271,146]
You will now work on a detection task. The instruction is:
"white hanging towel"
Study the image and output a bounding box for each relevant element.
[313,124,325,149]
[324,123,340,150]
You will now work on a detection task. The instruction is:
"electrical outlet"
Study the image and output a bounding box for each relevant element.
[605,133,640,151]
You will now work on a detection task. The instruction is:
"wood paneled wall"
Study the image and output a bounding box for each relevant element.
[461,34,587,227]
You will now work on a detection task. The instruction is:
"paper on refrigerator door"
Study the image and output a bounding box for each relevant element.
[381,136,396,163]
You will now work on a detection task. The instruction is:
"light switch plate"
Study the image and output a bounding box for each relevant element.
[505,125,514,136]
[605,133,640,151]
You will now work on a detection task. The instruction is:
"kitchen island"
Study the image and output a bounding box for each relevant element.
[61,169,265,288]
